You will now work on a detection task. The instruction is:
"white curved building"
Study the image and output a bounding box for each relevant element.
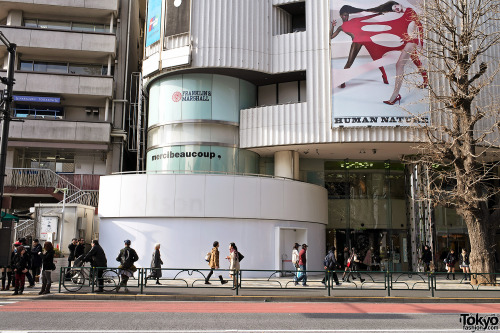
[99,0,500,273]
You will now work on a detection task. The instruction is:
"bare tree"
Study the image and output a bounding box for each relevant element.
[408,0,500,284]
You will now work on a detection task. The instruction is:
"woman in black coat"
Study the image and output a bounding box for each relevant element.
[459,248,471,281]
[12,246,29,295]
[31,239,43,281]
[39,241,56,295]
[148,243,163,284]
[445,249,457,280]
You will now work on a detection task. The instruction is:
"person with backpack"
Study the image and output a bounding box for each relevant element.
[321,246,341,286]
[205,241,227,285]
[83,240,107,292]
[116,239,139,292]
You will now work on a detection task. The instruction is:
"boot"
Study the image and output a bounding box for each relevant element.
[12,287,18,295]
[44,283,51,294]
[452,274,455,280]
[446,273,450,280]
[19,286,24,295]
[219,275,228,285]
[39,283,47,295]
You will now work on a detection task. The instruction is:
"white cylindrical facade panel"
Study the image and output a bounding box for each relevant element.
[274,150,299,180]
[98,173,328,276]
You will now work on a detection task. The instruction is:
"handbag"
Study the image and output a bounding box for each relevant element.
[294,262,299,268]
[237,251,244,262]
[205,251,211,262]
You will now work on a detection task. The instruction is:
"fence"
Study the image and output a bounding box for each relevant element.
[58,267,500,297]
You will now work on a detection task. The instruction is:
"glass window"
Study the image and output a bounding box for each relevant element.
[33,62,47,72]
[72,22,97,32]
[24,19,37,28]
[46,63,68,74]
[69,64,102,76]
[38,20,71,30]
[20,61,33,71]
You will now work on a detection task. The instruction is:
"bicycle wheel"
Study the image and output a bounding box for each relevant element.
[101,269,120,292]
[62,267,87,292]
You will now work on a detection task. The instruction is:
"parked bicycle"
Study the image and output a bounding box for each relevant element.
[62,255,120,292]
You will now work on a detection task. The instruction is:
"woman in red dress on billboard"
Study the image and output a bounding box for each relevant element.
[330,2,428,103]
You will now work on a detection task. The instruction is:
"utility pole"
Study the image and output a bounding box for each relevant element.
[0,32,16,210]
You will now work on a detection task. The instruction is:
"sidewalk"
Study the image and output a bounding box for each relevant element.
[2,272,499,303]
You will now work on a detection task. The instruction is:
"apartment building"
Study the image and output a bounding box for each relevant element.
[0,0,145,220]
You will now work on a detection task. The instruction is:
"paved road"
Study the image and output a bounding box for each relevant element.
[1,300,499,332]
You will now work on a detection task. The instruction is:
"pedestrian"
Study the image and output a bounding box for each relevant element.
[74,238,86,259]
[292,243,300,285]
[65,238,78,279]
[83,240,107,292]
[345,247,365,283]
[295,244,308,287]
[363,247,373,271]
[39,241,56,295]
[116,239,139,293]
[148,243,163,285]
[322,246,341,286]
[31,239,42,283]
[341,246,350,281]
[1,243,15,291]
[225,242,240,290]
[439,248,448,272]
[12,246,29,295]
[421,245,433,272]
[19,238,35,288]
[459,248,470,281]
[445,248,457,280]
[205,241,227,285]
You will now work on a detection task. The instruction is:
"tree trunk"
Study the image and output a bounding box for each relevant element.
[466,212,498,286]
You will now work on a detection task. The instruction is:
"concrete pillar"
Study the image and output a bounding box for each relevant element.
[107,55,112,76]
[7,10,23,26]
[109,14,114,33]
[104,98,110,122]
[274,151,299,180]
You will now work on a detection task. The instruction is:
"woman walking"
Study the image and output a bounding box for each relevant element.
[226,242,240,290]
[149,243,163,284]
[292,243,300,285]
[39,241,56,294]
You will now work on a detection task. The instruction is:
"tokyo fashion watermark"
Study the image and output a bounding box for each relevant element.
[460,313,499,331]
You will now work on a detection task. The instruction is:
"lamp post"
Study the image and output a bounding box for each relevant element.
[0,32,16,211]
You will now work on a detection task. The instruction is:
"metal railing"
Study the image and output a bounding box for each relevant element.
[5,168,99,207]
[57,267,500,297]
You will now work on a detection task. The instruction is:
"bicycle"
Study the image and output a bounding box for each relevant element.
[62,255,120,292]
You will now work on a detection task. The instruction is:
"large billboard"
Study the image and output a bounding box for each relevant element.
[146,0,162,47]
[330,1,428,127]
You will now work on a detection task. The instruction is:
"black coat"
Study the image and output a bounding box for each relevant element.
[84,244,107,268]
[68,243,77,261]
[459,252,470,266]
[42,249,56,271]
[31,244,43,268]
[421,249,432,263]
[74,244,85,258]
[150,249,163,278]
[12,252,29,272]
[446,252,457,265]
[116,247,139,269]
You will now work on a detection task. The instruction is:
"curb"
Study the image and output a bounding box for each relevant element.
[5,293,499,303]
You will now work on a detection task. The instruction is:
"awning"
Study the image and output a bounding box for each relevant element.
[1,211,19,222]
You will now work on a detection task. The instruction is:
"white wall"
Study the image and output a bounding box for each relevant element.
[98,173,328,276]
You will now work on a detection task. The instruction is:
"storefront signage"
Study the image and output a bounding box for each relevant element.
[13,95,60,103]
[151,151,220,161]
[330,0,428,127]
[172,90,212,102]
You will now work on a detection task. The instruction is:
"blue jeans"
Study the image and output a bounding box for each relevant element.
[296,264,307,285]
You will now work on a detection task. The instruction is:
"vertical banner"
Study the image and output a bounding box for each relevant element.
[146,0,162,47]
[165,0,191,37]
[330,1,428,127]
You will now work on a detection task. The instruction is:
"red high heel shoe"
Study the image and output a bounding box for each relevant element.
[383,94,401,105]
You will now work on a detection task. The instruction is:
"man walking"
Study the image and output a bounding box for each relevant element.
[65,238,78,279]
[322,246,341,286]
[295,244,308,287]
[116,240,139,292]
[83,240,107,292]
[205,241,227,285]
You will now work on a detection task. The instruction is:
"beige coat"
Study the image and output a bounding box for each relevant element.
[208,247,219,269]
[229,250,240,272]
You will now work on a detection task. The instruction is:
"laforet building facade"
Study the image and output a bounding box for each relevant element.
[97,0,500,273]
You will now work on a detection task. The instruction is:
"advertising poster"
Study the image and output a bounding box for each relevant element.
[145,0,162,47]
[165,0,191,37]
[330,0,428,127]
